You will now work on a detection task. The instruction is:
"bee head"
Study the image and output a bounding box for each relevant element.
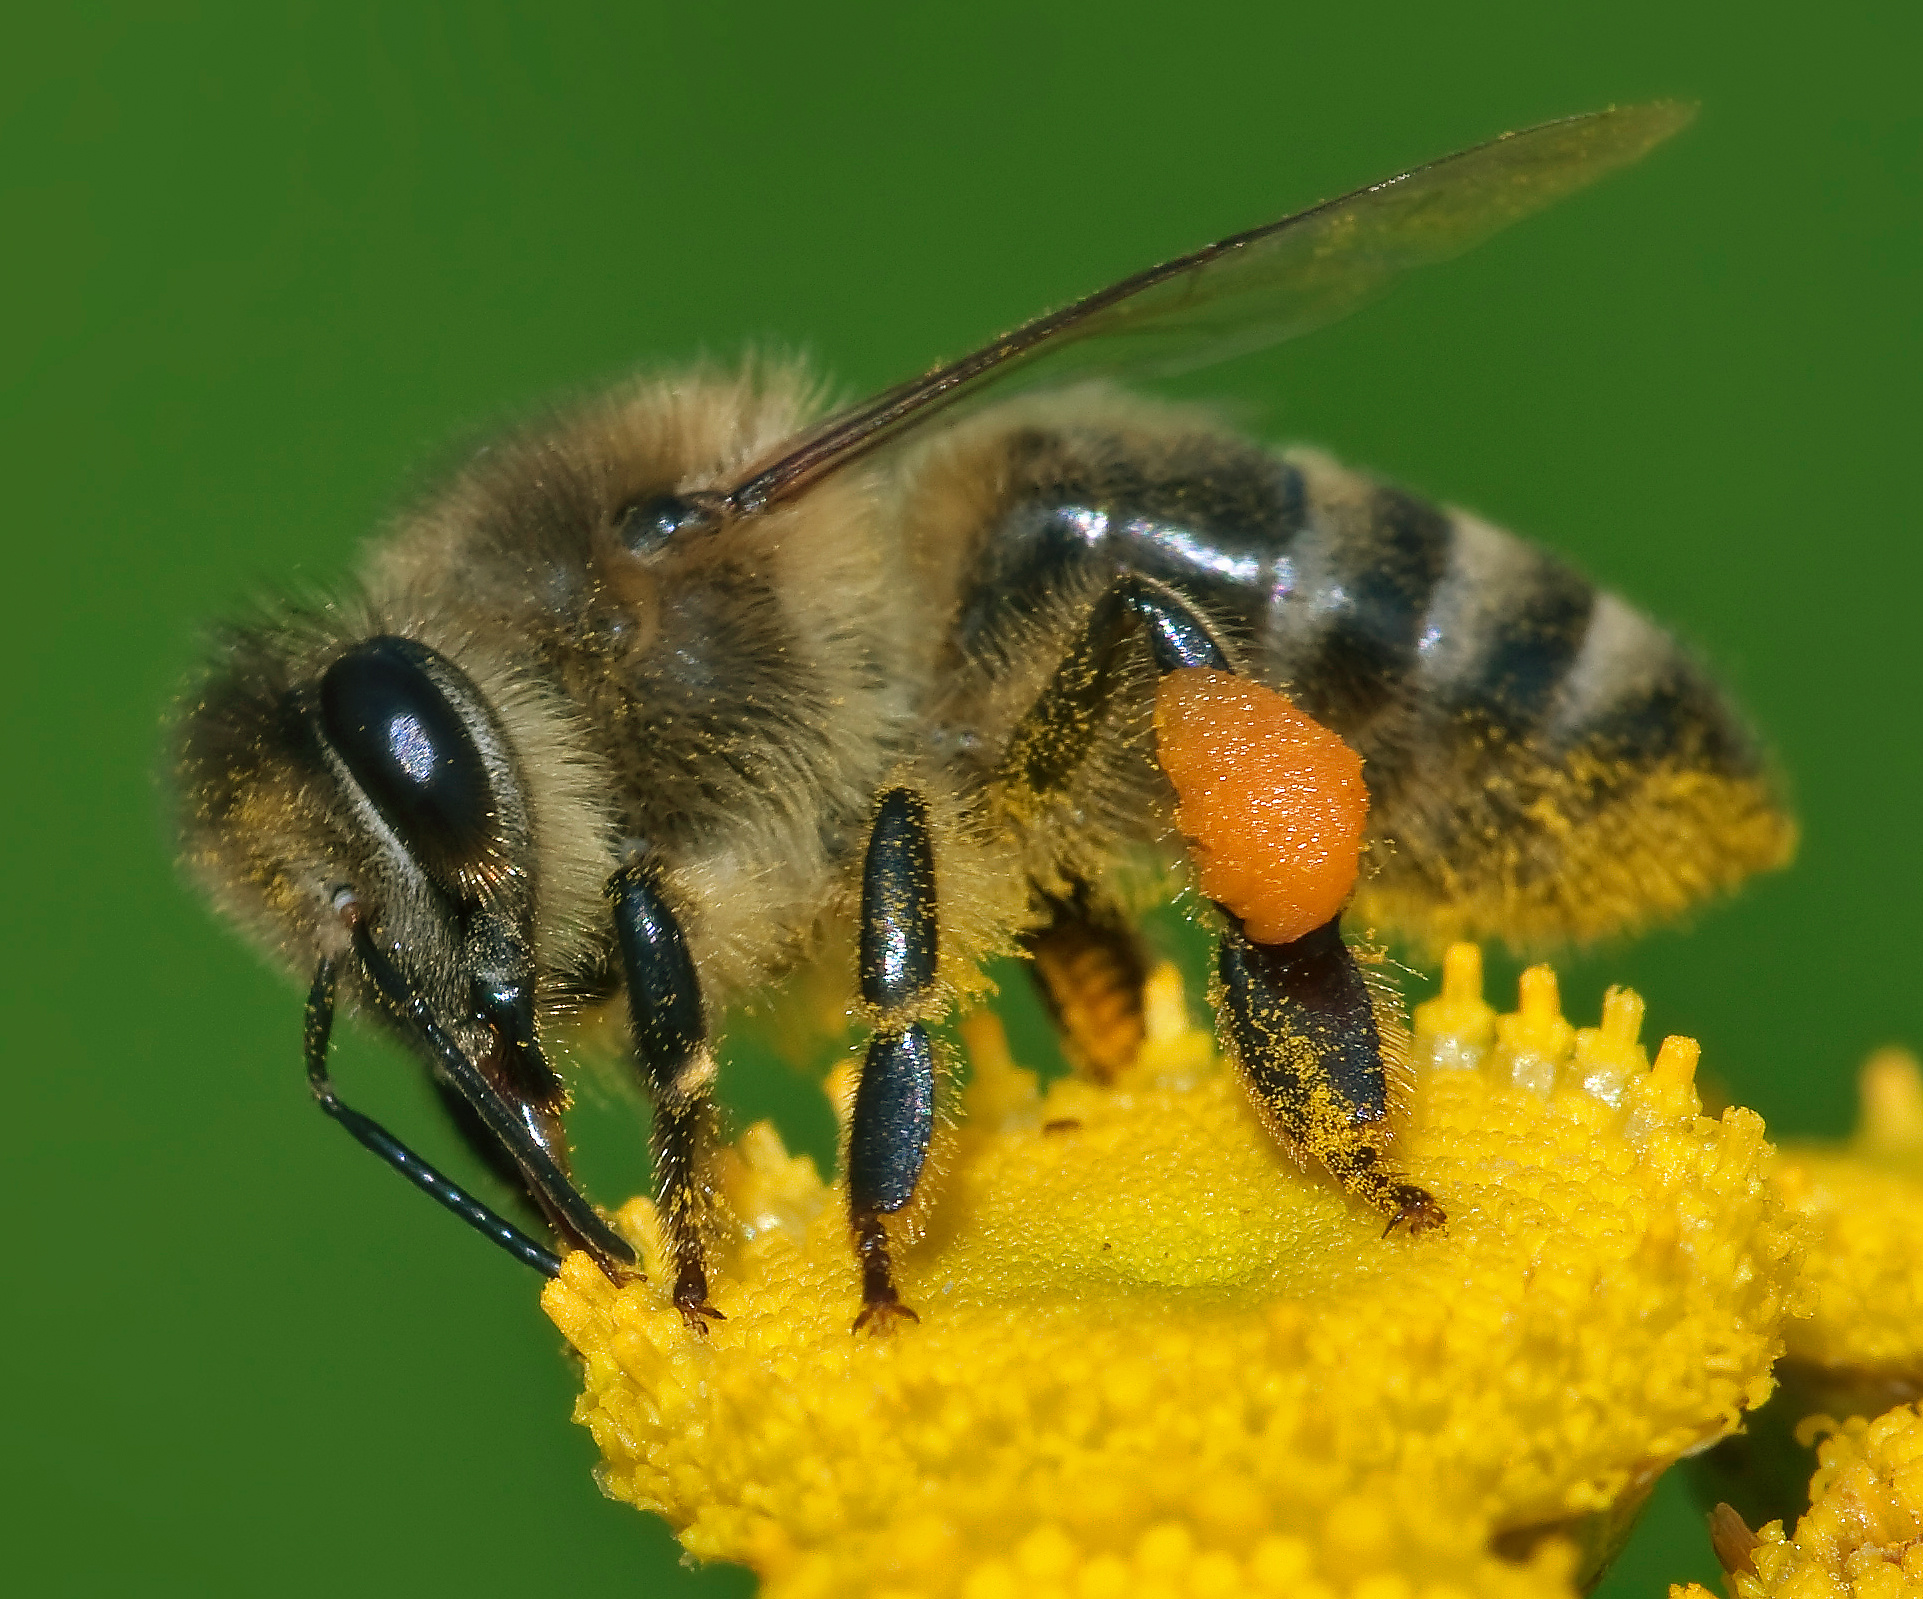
[173,609,592,1076]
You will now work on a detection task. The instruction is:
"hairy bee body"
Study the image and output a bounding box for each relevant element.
[176,108,1791,1324]
[188,369,1784,1040]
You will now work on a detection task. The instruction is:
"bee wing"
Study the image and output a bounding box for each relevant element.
[719,103,1692,518]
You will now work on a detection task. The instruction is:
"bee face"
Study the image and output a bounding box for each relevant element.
[179,613,585,1087]
[176,363,889,1088]
[311,634,544,1033]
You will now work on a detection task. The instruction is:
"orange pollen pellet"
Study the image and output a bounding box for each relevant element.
[1152,667,1369,946]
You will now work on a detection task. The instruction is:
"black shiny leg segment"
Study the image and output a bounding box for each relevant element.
[303,957,564,1277]
[850,1025,935,1332]
[1217,916,1444,1233]
[848,788,940,1332]
[1217,916,1389,1130]
[608,860,724,1333]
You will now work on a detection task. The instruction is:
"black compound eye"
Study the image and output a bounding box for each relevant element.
[613,491,719,555]
[319,637,494,889]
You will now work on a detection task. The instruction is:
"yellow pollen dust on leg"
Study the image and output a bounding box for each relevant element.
[543,946,1803,1599]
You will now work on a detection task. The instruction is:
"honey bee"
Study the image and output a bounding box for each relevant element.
[175,104,1792,1333]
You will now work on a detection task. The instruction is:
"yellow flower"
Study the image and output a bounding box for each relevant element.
[1675,1404,1923,1599]
[1772,1049,1923,1378]
[1675,1050,1923,1599]
[543,946,1803,1599]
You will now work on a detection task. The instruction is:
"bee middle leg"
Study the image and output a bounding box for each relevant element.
[608,860,725,1333]
[998,572,1443,1232]
[848,785,942,1333]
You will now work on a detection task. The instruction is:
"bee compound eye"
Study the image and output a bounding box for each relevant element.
[612,491,720,555]
[319,637,496,888]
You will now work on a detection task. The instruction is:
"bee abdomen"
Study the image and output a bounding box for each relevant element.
[1273,453,1793,949]
[942,415,1792,952]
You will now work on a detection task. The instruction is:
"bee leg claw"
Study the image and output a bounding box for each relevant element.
[595,1255,645,1286]
[1382,1184,1447,1237]
[677,1298,725,1336]
[669,1254,724,1335]
[849,1208,921,1337]
[853,1293,920,1336]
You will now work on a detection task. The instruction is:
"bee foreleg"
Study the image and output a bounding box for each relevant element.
[1215,917,1444,1233]
[849,786,940,1334]
[608,861,725,1333]
[301,956,566,1277]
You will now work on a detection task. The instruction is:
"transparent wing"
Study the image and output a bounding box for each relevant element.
[719,103,1692,518]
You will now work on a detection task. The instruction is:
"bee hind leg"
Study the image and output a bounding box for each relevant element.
[994,570,1441,1231]
[995,572,1230,1082]
[608,861,726,1334]
[848,786,943,1334]
[1215,915,1444,1233]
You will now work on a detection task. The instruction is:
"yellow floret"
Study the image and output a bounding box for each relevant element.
[1674,1403,1923,1599]
[544,949,1801,1599]
[1772,1049,1923,1376]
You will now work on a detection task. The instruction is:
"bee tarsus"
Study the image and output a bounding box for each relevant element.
[850,1206,922,1336]
[674,1276,725,1337]
[1218,918,1445,1233]
[1382,1185,1448,1238]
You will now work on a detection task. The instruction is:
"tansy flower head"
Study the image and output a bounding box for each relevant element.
[1681,1048,1923,1598]
[543,948,1801,1599]
[1772,1048,1923,1378]
[1677,1404,1923,1599]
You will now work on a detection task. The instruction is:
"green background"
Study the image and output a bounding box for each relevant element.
[9,4,1919,1594]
